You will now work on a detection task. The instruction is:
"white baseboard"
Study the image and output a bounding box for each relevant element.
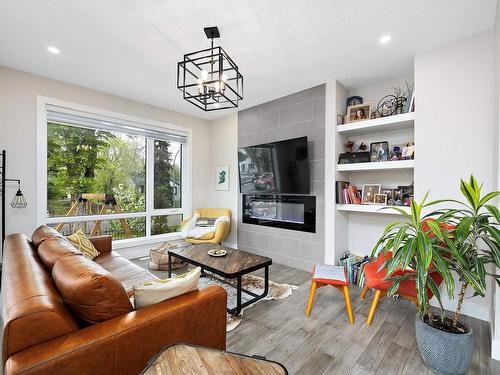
[492,338,500,360]
[430,298,490,322]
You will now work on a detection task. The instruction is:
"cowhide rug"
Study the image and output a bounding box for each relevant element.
[132,256,298,332]
[198,272,299,331]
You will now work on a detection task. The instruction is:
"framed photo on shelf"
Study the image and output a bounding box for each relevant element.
[402,144,415,159]
[361,184,381,204]
[393,189,401,200]
[374,194,388,205]
[398,185,414,200]
[347,103,372,123]
[381,188,394,199]
[370,141,389,162]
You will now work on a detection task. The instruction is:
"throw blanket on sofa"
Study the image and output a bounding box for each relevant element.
[181,215,230,239]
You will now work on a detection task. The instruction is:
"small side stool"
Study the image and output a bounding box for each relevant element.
[305,265,354,324]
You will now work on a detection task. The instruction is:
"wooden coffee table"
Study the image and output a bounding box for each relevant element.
[168,243,272,315]
[141,344,288,374]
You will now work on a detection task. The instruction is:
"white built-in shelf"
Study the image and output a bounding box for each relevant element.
[336,204,411,215]
[337,159,414,172]
[337,112,415,136]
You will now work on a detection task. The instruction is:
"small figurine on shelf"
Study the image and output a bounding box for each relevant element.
[357,142,367,151]
[389,145,402,161]
[346,140,355,153]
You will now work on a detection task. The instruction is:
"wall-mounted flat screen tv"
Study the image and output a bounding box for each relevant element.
[238,136,310,194]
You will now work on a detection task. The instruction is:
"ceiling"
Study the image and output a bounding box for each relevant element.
[0,0,496,120]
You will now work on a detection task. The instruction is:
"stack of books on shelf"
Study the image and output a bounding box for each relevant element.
[336,181,361,204]
[339,252,370,287]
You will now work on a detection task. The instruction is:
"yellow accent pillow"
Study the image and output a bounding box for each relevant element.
[66,229,100,260]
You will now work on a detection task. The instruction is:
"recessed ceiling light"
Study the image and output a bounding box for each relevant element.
[47,46,60,54]
[379,35,391,44]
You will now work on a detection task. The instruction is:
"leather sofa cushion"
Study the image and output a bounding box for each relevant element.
[52,255,133,324]
[1,234,79,361]
[38,237,82,271]
[31,225,64,247]
[95,251,157,295]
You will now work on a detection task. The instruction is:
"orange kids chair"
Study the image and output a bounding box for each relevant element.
[360,252,443,325]
[306,265,354,324]
[361,219,451,325]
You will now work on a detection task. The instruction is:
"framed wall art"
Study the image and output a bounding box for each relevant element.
[215,165,229,191]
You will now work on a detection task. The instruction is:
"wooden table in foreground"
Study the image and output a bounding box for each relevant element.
[141,344,288,375]
[168,243,272,315]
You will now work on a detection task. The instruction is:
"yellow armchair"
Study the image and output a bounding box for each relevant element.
[182,208,231,245]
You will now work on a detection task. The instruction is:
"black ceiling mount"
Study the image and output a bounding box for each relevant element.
[204,26,220,39]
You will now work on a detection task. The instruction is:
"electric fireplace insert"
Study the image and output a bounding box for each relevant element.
[242,194,316,233]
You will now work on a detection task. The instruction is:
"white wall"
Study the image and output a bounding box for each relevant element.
[0,66,212,253]
[492,0,500,360]
[347,75,414,110]
[415,31,496,322]
[209,113,238,247]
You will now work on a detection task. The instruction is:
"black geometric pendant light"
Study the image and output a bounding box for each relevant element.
[177,27,243,111]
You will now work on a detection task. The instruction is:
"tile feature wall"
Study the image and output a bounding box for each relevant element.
[237,85,325,271]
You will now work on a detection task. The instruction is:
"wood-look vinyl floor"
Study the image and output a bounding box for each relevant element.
[225,263,500,375]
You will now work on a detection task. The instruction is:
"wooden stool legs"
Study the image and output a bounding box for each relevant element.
[305,281,317,317]
[366,289,382,325]
[305,281,354,324]
[341,285,354,324]
[360,285,369,300]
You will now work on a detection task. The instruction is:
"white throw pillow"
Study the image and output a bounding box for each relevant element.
[214,215,230,226]
[180,213,199,238]
[133,267,201,309]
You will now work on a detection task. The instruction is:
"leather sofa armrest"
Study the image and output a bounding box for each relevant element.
[5,285,227,375]
[89,235,112,253]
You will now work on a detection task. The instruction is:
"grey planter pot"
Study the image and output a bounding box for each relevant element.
[415,314,474,375]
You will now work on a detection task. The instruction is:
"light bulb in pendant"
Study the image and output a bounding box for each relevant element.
[220,73,227,92]
[197,78,204,95]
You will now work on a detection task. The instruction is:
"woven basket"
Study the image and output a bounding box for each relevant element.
[149,241,189,271]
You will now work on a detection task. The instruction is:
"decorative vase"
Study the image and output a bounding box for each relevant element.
[414,314,474,375]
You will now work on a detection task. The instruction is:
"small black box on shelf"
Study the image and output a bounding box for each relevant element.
[338,152,370,164]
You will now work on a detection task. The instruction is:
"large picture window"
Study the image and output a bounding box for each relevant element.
[43,103,188,242]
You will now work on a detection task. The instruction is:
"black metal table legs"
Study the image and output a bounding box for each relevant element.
[227,265,269,316]
[167,254,270,316]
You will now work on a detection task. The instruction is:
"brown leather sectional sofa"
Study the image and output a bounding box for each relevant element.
[1,226,227,375]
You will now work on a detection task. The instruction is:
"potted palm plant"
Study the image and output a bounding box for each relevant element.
[372,176,500,375]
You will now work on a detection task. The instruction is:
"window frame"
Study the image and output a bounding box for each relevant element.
[37,96,192,248]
